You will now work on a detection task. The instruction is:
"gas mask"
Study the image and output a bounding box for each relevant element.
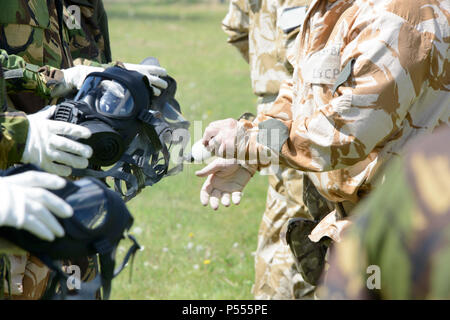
[0,164,140,300]
[52,59,190,201]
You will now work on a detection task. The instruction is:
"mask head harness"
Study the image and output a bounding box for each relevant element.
[53,63,189,201]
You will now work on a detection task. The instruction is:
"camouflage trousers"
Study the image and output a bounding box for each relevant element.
[252,97,315,299]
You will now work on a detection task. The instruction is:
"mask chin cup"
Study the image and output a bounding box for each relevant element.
[79,121,125,167]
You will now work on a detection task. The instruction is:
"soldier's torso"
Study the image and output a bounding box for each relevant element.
[293,0,449,205]
[64,0,111,64]
[0,0,73,69]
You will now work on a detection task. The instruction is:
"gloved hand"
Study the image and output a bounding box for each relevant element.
[0,171,73,241]
[21,106,93,177]
[54,65,105,97]
[202,118,241,159]
[123,63,168,96]
[195,158,257,210]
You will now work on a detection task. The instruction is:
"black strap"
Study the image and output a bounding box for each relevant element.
[0,67,8,111]
[332,58,356,96]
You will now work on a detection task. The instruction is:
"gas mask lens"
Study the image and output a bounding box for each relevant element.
[75,77,136,118]
[98,80,135,117]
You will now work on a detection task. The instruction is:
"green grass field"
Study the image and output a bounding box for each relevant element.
[105,1,269,299]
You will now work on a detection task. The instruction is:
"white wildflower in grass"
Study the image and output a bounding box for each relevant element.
[162,247,169,253]
[196,245,204,252]
[232,242,239,248]
[176,223,182,229]
[193,264,199,270]
[186,242,194,250]
[143,261,150,267]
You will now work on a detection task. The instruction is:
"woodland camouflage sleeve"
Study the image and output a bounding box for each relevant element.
[0,50,52,97]
[239,3,448,172]
[0,111,29,169]
[222,0,250,63]
[317,128,450,299]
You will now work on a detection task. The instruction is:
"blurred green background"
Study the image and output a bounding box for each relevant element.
[105,0,269,299]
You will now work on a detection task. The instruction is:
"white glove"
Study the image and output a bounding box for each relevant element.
[21,106,93,177]
[63,65,105,89]
[195,158,256,210]
[123,63,168,96]
[0,171,73,241]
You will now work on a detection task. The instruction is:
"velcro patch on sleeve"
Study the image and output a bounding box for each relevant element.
[257,118,289,152]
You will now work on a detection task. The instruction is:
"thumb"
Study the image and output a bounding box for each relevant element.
[4,171,67,189]
[195,161,221,177]
[29,105,56,120]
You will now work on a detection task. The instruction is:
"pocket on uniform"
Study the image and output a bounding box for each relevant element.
[302,44,342,86]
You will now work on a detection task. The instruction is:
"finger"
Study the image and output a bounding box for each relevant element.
[27,201,65,238]
[145,65,167,77]
[209,189,222,211]
[48,149,89,169]
[200,175,213,206]
[6,171,67,189]
[49,135,93,158]
[151,86,161,96]
[30,188,73,219]
[42,162,72,177]
[147,75,168,89]
[231,192,242,205]
[22,215,55,241]
[37,105,57,119]
[202,125,221,145]
[49,121,92,139]
[221,192,231,207]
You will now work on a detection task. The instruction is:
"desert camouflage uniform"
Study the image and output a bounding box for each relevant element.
[223,0,318,299]
[237,0,449,287]
[0,0,112,299]
[318,127,450,299]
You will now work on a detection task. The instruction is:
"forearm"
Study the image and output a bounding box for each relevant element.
[0,50,52,97]
[0,111,29,169]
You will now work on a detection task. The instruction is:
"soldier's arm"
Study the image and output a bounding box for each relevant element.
[239,8,447,172]
[222,0,250,63]
[0,50,53,97]
[0,111,29,169]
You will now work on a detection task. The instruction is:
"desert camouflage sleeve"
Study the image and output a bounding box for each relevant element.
[222,0,250,63]
[240,4,449,172]
[0,111,29,169]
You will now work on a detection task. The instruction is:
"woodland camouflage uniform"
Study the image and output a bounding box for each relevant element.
[318,127,450,299]
[236,0,449,287]
[222,0,319,299]
[0,0,113,299]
